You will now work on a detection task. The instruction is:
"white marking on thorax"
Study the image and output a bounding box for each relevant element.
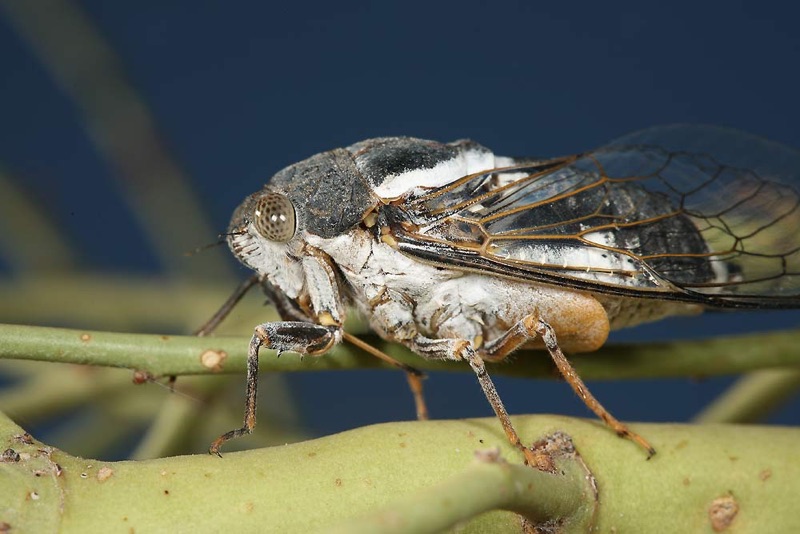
[373,148,496,198]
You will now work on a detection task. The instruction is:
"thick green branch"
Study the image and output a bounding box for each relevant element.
[1,323,799,380]
[325,445,593,534]
[1,414,798,533]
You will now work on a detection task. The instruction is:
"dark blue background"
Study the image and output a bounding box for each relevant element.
[1,2,798,438]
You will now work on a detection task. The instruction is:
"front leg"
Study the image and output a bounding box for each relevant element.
[208,321,339,456]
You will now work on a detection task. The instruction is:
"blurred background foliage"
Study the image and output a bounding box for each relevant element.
[0,1,798,462]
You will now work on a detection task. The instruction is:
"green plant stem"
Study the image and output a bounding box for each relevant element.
[1,413,798,533]
[129,390,205,460]
[44,409,145,461]
[692,368,800,423]
[324,452,592,534]
[1,323,799,380]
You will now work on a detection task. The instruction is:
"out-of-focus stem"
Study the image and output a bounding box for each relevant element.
[0,170,76,273]
[1,323,799,380]
[692,368,800,424]
[1,0,231,280]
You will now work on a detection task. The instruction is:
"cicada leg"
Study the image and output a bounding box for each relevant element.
[154,274,261,393]
[343,332,429,421]
[406,336,545,468]
[208,321,338,456]
[482,314,656,458]
[194,274,261,336]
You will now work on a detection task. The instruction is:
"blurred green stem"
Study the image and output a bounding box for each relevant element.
[0,365,129,420]
[0,170,76,273]
[1,0,231,280]
[0,275,272,334]
[1,323,799,380]
[692,368,800,424]
[129,389,205,460]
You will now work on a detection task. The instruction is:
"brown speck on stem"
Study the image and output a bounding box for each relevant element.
[200,349,227,372]
[132,370,154,384]
[1,449,20,462]
[473,447,503,464]
[97,466,114,482]
[759,469,772,481]
[80,333,91,342]
[334,478,343,487]
[708,494,739,532]
[14,433,34,445]
[529,435,563,473]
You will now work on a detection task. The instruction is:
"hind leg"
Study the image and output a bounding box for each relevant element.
[406,335,543,466]
[479,313,655,457]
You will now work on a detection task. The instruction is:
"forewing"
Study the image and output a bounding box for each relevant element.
[390,125,800,308]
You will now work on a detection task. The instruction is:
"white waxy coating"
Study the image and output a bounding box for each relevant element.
[302,253,344,323]
[230,228,305,299]
[372,147,496,198]
[306,229,614,353]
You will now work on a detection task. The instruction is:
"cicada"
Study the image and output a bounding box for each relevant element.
[205,125,800,464]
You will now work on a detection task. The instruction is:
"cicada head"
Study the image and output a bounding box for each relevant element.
[227,147,375,300]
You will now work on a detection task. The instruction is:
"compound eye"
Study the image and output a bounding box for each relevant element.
[253,193,296,242]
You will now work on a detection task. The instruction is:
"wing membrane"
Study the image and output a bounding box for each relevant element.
[389,125,800,308]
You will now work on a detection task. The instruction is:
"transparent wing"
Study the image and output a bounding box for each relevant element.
[387,125,800,308]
